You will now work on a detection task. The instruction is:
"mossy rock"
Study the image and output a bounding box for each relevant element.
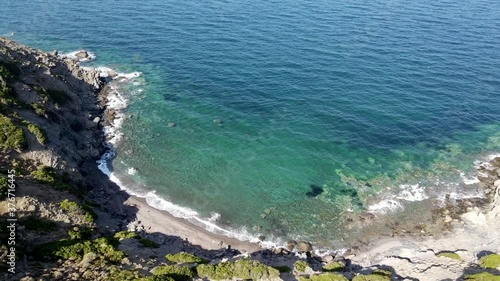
[323,261,345,272]
[298,273,349,281]
[352,273,391,281]
[114,231,140,240]
[436,252,461,260]
[152,265,193,281]
[295,260,310,273]
[166,252,207,264]
[465,272,500,280]
[197,259,280,280]
[139,238,160,248]
[479,254,500,269]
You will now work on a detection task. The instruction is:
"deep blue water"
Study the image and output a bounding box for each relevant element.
[2,0,500,246]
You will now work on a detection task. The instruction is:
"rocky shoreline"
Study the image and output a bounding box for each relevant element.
[1,37,499,281]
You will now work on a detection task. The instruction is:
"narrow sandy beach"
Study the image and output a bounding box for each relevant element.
[124,196,262,253]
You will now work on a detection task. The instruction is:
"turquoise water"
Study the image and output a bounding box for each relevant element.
[2,0,500,246]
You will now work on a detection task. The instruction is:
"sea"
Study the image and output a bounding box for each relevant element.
[1,0,499,249]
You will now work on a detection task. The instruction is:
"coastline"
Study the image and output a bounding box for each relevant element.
[123,195,261,253]
[2,36,500,280]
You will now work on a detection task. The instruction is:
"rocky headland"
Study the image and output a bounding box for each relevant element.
[0,37,499,281]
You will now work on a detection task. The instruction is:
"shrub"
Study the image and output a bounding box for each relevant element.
[31,166,73,191]
[34,237,125,263]
[152,265,193,281]
[479,254,500,269]
[31,102,47,117]
[114,231,140,240]
[166,252,207,264]
[31,166,57,185]
[59,199,97,224]
[0,61,20,78]
[109,266,145,281]
[22,217,58,233]
[299,273,349,281]
[68,227,92,240]
[139,238,160,248]
[196,259,280,281]
[0,115,27,150]
[0,175,8,199]
[26,122,47,145]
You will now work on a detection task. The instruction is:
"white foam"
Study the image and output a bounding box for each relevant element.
[367,199,403,214]
[396,184,429,201]
[460,172,480,185]
[128,167,137,175]
[60,50,96,62]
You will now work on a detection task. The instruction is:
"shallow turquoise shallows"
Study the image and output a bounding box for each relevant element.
[2,0,499,247]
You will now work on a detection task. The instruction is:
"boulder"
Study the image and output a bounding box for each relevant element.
[75,51,89,59]
[287,240,297,251]
[297,241,313,252]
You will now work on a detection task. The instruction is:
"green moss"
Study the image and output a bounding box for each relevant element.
[295,260,309,273]
[352,273,391,281]
[139,238,160,248]
[196,259,280,280]
[465,272,500,281]
[166,252,207,264]
[22,217,58,232]
[152,265,193,281]
[0,115,27,150]
[298,273,349,281]
[114,231,140,240]
[323,261,345,272]
[479,254,500,269]
[26,122,47,145]
[436,252,461,260]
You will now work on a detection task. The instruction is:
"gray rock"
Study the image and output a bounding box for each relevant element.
[75,51,89,59]
[494,179,500,187]
[167,122,177,127]
[297,241,313,252]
